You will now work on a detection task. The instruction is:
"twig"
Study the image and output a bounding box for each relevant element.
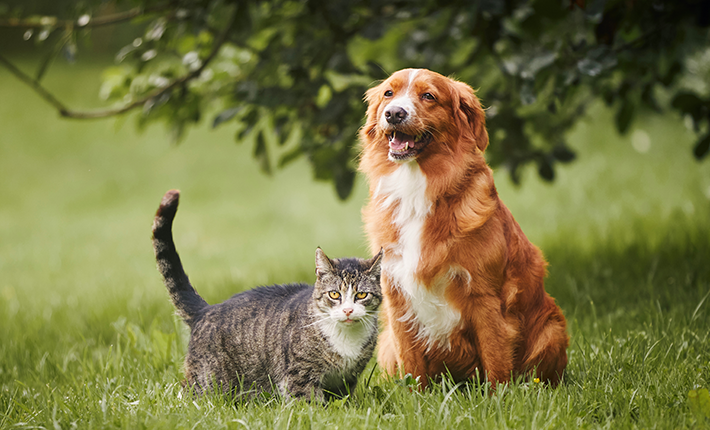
[0,3,173,29]
[0,5,239,120]
[0,54,69,114]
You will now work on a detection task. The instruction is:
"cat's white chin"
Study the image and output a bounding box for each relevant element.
[317,315,374,362]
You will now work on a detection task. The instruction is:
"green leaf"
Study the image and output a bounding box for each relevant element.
[396,373,421,388]
[278,145,303,168]
[115,42,138,63]
[333,165,356,200]
[552,144,576,163]
[615,99,635,135]
[99,66,130,101]
[641,84,660,112]
[253,132,272,175]
[688,388,710,420]
[176,34,197,56]
[693,133,710,160]
[520,82,536,105]
[212,106,243,128]
[521,52,557,80]
[660,61,682,86]
[538,157,555,181]
[273,115,292,145]
[236,109,259,142]
[63,39,77,63]
[577,47,617,78]
[577,57,603,77]
[316,84,333,109]
[671,92,704,114]
[169,121,186,144]
[509,163,522,185]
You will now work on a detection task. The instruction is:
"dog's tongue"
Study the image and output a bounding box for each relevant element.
[389,131,414,151]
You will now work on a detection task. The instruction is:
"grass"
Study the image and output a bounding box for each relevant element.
[1,57,709,429]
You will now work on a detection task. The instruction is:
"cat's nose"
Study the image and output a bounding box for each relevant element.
[343,308,353,317]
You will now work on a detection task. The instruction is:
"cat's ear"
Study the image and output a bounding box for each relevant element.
[315,247,335,278]
[365,248,384,276]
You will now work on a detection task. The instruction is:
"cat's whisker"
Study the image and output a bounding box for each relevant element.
[303,315,332,328]
[361,317,377,332]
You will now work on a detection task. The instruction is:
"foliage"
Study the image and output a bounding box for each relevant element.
[1,0,710,198]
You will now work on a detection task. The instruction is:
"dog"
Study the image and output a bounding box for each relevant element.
[359,68,568,387]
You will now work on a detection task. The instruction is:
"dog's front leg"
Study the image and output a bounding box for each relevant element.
[467,293,519,385]
[390,320,434,389]
[380,286,436,388]
[376,316,399,375]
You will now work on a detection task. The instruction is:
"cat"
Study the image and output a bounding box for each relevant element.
[151,189,383,401]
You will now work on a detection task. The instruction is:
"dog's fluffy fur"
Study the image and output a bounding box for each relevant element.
[359,69,568,387]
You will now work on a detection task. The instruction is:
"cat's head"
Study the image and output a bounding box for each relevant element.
[312,248,383,327]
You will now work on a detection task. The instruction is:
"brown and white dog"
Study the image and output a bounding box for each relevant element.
[359,69,568,387]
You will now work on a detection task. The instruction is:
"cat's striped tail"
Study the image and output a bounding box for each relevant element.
[152,190,208,328]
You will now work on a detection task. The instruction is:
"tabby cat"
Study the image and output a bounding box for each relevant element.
[151,190,382,400]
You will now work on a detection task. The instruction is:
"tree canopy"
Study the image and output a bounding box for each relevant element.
[1,0,709,199]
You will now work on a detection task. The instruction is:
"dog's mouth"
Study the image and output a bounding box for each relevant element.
[387,130,431,162]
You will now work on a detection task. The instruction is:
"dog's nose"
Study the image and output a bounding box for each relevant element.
[384,106,408,124]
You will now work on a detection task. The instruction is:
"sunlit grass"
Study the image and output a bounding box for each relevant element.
[1,58,709,429]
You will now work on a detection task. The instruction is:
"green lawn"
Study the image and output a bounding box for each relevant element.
[1,58,709,429]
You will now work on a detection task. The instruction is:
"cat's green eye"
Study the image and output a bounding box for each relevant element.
[355,292,368,300]
[328,291,341,300]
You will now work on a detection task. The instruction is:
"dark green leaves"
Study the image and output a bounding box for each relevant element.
[538,157,555,182]
[615,99,635,135]
[694,133,710,160]
[577,47,617,78]
[672,92,708,131]
[212,107,243,129]
[253,132,271,175]
[672,92,710,159]
[3,0,709,199]
[552,144,576,163]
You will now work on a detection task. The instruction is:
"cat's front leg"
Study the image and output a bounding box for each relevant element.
[278,377,325,402]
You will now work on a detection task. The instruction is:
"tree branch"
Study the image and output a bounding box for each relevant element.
[0,3,173,30]
[0,54,70,114]
[0,5,239,120]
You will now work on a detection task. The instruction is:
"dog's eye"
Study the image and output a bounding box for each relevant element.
[422,93,435,101]
[384,90,393,97]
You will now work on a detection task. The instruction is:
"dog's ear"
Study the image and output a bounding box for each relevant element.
[451,81,489,153]
[362,82,385,134]
[364,83,382,105]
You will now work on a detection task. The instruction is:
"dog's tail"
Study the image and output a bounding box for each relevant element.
[152,190,208,328]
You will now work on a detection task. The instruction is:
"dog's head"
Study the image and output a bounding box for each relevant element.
[362,69,488,164]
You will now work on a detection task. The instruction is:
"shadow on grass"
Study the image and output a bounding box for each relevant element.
[545,208,710,318]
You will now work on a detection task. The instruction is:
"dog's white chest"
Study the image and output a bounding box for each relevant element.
[375,162,462,349]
